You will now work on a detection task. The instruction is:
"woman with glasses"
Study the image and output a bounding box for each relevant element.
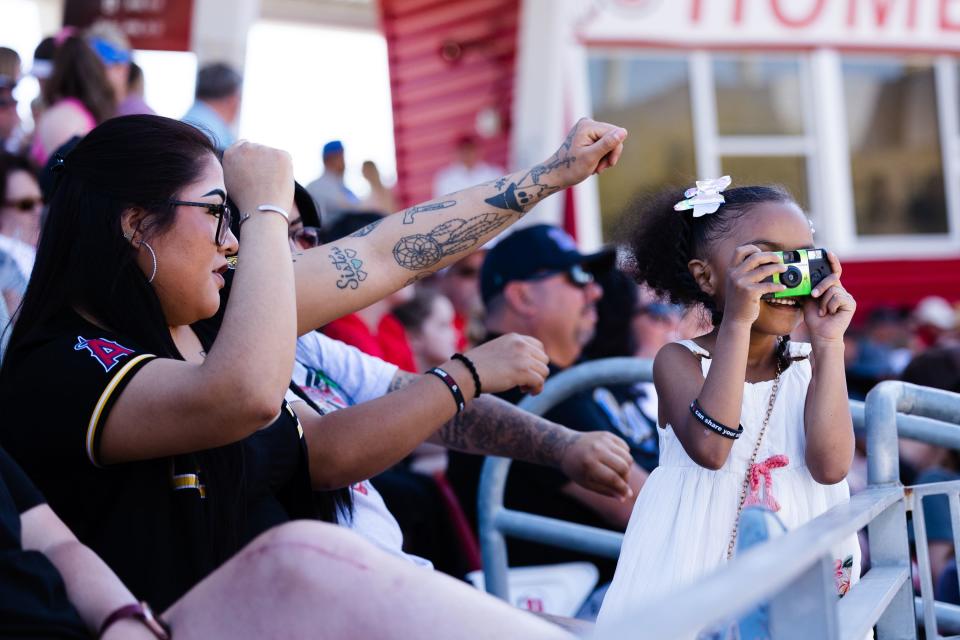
[0,114,627,636]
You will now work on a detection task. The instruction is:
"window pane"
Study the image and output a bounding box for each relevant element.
[714,54,804,136]
[843,57,947,236]
[720,156,809,211]
[588,55,696,239]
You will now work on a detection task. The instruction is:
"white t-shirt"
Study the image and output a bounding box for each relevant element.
[293,332,433,568]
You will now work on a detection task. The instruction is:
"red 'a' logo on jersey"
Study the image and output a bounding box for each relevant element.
[74,336,135,372]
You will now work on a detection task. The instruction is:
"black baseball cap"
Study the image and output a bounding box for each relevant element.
[480,224,615,305]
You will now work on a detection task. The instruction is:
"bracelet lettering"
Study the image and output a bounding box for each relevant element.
[689,400,743,440]
[451,353,482,397]
[427,367,466,413]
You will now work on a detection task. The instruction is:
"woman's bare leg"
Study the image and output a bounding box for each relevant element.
[163,521,572,639]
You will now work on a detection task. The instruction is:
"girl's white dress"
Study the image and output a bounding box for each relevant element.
[596,340,861,634]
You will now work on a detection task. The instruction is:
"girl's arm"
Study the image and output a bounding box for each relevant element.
[292,119,627,335]
[663,245,787,470]
[802,251,856,484]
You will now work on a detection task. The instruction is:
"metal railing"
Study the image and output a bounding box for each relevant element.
[478,357,650,599]
[476,358,960,639]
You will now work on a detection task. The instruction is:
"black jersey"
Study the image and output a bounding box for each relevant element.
[0,272,316,609]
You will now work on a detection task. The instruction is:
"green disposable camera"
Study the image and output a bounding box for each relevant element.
[763,248,832,298]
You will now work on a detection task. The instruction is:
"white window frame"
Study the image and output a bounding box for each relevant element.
[825,52,960,258]
[586,47,959,258]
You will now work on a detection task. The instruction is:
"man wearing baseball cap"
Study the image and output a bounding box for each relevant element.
[447,224,646,581]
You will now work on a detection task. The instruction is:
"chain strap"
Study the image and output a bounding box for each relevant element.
[726,359,782,560]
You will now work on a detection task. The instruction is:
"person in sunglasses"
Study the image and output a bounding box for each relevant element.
[0,153,41,309]
[0,48,22,155]
[447,224,649,583]
[0,114,628,627]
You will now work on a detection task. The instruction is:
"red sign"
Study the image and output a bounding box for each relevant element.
[63,0,194,52]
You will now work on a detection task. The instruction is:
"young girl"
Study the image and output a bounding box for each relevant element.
[596,178,859,632]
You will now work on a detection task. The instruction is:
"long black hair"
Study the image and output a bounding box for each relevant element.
[7,115,213,355]
[620,183,799,369]
[1,115,254,559]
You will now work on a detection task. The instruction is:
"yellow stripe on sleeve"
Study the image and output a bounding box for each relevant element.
[85,354,155,467]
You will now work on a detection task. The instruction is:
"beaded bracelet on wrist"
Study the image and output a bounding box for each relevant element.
[450,353,482,397]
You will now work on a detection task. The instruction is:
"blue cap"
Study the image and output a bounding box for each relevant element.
[480,225,615,305]
[322,140,344,157]
[90,37,131,65]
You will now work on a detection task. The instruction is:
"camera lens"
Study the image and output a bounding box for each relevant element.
[781,266,803,288]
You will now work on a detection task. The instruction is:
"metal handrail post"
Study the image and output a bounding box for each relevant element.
[477,357,653,601]
[864,381,960,640]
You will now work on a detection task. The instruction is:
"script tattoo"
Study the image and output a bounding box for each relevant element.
[484,124,577,214]
[392,212,511,271]
[400,200,457,224]
[328,245,368,289]
[349,219,382,238]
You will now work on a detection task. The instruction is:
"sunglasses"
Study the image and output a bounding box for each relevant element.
[3,197,42,212]
[290,226,322,250]
[525,264,595,289]
[169,199,233,246]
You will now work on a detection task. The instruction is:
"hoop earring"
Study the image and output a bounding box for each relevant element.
[141,240,158,284]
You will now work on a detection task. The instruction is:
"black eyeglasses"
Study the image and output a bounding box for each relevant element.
[525,264,595,289]
[169,199,233,246]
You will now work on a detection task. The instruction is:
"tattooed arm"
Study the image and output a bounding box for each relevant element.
[292,119,627,335]
[388,371,636,500]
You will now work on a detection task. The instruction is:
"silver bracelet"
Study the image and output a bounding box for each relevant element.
[239,204,290,227]
[256,204,290,221]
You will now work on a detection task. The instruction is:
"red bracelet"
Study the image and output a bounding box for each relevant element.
[99,601,171,639]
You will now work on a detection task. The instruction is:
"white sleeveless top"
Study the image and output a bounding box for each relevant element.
[596,340,860,636]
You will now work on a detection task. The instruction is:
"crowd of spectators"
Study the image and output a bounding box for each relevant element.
[0,21,957,639]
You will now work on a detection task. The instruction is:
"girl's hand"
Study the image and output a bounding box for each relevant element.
[804,251,855,345]
[722,244,787,325]
[459,333,550,395]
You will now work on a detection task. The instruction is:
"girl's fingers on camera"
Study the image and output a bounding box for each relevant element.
[745,261,788,283]
[811,273,840,298]
[826,250,843,279]
[730,244,762,267]
[755,281,788,295]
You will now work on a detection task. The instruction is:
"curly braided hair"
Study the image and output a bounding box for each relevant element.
[619,183,799,370]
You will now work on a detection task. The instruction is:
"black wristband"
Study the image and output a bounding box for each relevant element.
[427,367,466,413]
[451,353,482,397]
[689,400,743,440]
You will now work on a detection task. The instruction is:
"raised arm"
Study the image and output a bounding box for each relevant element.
[293,119,627,335]
[801,251,855,484]
[101,143,298,463]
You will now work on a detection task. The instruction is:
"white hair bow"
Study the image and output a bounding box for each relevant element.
[673,176,732,217]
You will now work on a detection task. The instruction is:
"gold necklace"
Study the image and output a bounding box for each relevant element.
[726,359,782,560]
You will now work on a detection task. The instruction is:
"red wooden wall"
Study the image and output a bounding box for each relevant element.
[378,0,521,208]
[842,257,960,321]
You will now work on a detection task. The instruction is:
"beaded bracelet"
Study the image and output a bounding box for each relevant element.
[427,367,466,413]
[451,353,482,397]
[689,399,743,440]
